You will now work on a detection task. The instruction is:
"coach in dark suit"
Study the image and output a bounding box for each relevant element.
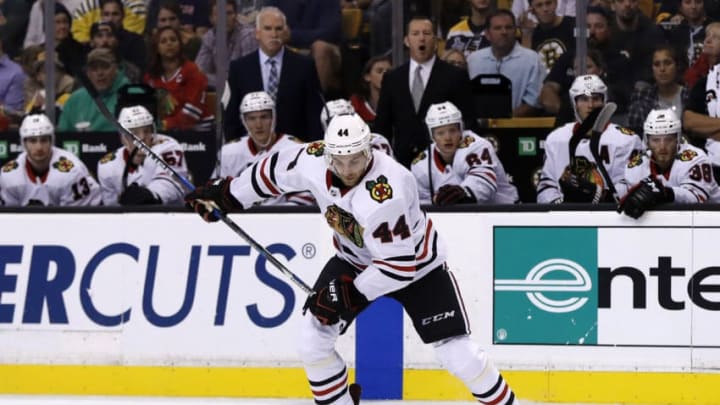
[374,16,476,167]
[224,6,323,141]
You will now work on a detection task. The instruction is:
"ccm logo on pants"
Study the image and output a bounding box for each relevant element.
[421,310,456,325]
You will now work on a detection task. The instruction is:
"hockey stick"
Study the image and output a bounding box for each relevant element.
[568,105,602,167]
[77,73,314,295]
[589,102,619,202]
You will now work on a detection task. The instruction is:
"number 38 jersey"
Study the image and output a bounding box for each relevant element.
[621,144,720,203]
[97,134,188,206]
[229,142,447,301]
[411,131,518,204]
[0,146,101,206]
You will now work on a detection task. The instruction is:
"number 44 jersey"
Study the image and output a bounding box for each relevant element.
[621,144,720,203]
[0,146,101,207]
[230,142,447,301]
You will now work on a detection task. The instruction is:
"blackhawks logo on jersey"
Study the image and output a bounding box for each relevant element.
[679,149,698,161]
[627,153,644,168]
[615,125,636,136]
[99,152,116,164]
[52,156,74,172]
[2,160,18,173]
[366,175,393,203]
[325,204,364,247]
[459,135,476,148]
[306,141,325,156]
[412,151,426,165]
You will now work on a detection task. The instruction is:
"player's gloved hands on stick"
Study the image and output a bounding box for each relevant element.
[304,275,368,325]
[120,183,162,205]
[618,176,674,219]
[184,177,242,222]
[434,184,477,206]
[559,168,603,203]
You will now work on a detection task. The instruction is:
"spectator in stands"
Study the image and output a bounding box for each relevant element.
[224,6,324,141]
[349,54,391,128]
[23,50,75,116]
[0,37,26,130]
[265,0,343,95]
[58,48,130,132]
[522,0,575,75]
[375,15,476,167]
[0,0,31,59]
[151,1,202,60]
[540,7,631,122]
[147,0,211,40]
[0,114,102,207]
[513,0,576,25]
[468,9,543,117]
[441,48,469,71]
[66,0,146,44]
[88,21,143,83]
[412,101,519,205]
[537,74,643,204]
[144,26,213,131]
[446,0,494,58]
[54,3,86,78]
[683,22,720,174]
[195,0,258,86]
[627,45,688,135]
[610,0,666,87]
[658,0,708,68]
[97,105,189,206]
[99,0,148,72]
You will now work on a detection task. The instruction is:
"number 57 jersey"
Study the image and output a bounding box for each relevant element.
[230,142,448,301]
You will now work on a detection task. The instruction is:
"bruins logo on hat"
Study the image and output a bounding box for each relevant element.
[411,151,426,165]
[679,149,698,161]
[306,141,325,156]
[459,135,476,148]
[2,160,18,173]
[627,153,643,168]
[99,152,116,164]
[52,156,74,172]
[366,175,393,203]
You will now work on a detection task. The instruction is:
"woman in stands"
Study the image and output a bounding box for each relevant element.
[350,54,391,129]
[144,26,214,131]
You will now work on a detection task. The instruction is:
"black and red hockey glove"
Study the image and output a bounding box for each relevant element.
[434,184,477,206]
[184,177,242,222]
[618,176,674,219]
[304,275,368,325]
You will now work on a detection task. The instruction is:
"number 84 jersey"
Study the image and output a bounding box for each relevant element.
[622,144,720,203]
[230,143,448,301]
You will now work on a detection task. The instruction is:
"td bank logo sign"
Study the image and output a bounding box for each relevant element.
[493,227,598,345]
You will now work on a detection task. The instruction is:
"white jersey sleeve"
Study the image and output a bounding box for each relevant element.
[603,125,644,198]
[671,146,720,203]
[97,148,126,206]
[370,133,394,158]
[218,139,247,178]
[410,149,433,204]
[0,160,22,206]
[54,151,102,207]
[537,123,572,203]
[456,132,519,203]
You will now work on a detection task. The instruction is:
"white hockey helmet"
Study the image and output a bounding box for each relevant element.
[119,105,155,130]
[320,99,355,130]
[240,90,275,130]
[425,101,463,138]
[324,113,373,165]
[643,108,682,149]
[569,74,608,121]
[20,113,54,140]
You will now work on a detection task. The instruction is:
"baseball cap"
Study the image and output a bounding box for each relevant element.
[86,48,117,67]
[90,21,117,38]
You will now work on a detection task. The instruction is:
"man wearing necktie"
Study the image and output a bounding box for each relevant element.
[224,6,324,141]
[375,16,477,167]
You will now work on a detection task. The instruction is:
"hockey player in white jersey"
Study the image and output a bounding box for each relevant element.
[537,74,643,203]
[618,108,720,219]
[185,114,517,405]
[216,91,312,206]
[412,101,518,205]
[97,105,188,206]
[321,98,394,158]
[0,113,101,207]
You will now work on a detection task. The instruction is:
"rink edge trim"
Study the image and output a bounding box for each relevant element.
[1,365,718,403]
